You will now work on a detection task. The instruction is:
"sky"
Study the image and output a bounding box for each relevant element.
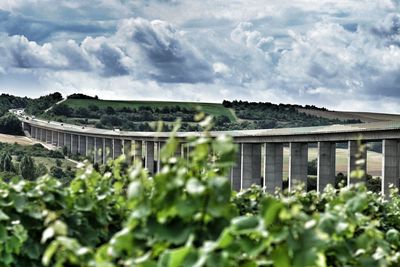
[0,0,399,113]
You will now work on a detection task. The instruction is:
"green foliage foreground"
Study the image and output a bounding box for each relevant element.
[1,126,400,266]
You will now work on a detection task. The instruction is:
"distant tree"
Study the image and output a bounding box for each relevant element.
[215,115,231,126]
[62,146,68,156]
[308,159,318,175]
[50,166,64,179]
[75,107,89,117]
[256,119,277,129]
[20,155,35,180]
[88,105,99,112]
[52,104,73,116]
[67,93,96,100]
[51,92,63,102]
[2,152,13,172]
[105,106,115,115]
[55,159,63,167]
[0,114,23,135]
[335,173,347,188]
[222,100,233,108]
[35,163,48,177]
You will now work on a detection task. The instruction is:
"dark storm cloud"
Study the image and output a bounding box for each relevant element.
[371,13,400,46]
[0,9,113,42]
[121,18,214,83]
[0,17,214,83]
[81,39,130,76]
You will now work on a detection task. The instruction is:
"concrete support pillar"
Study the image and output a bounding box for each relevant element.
[46,130,52,144]
[78,136,86,155]
[71,135,79,155]
[156,141,166,172]
[317,142,336,192]
[175,142,182,158]
[241,143,262,189]
[87,136,94,160]
[347,140,367,185]
[382,140,400,195]
[55,132,59,147]
[185,145,194,167]
[59,133,65,147]
[264,143,284,194]
[65,133,71,152]
[230,144,242,191]
[104,138,113,162]
[134,140,143,165]
[94,137,104,164]
[289,142,308,191]
[123,140,133,156]
[145,141,155,175]
[41,129,46,142]
[77,135,81,153]
[31,126,35,139]
[113,139,123,159]
[24,123,30,134]
[53,132,58,146]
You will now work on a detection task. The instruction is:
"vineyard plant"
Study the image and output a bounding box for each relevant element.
[1,120,400,266]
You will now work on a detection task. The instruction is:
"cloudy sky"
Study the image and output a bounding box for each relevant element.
[0,0,399,112]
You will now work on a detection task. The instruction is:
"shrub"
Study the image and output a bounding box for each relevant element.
[0,113,23,135]
[1,120,400,266]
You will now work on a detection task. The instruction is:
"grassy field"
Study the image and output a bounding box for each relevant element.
[280,148,382,179]
[32,156,77,170]
[64,99,236,122]
[11,155,77,170]
[297,108,400,123]
[0,133,35,145]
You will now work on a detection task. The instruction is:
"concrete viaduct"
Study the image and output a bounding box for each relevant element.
[21,118,400,195]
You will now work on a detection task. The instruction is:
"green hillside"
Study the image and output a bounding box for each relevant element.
[41,96,365,132]
[64,99,236,122]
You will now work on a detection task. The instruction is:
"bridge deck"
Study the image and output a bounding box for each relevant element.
[22,117,400,142]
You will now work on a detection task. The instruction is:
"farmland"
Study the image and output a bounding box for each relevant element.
[297,107,400,123]
[0,133,35,145]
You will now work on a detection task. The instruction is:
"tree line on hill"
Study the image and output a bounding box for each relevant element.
[41,95,362,132]
[0,92,363,135]
[221,100,361,129]
[0,92,63,135]
[0,142,73,182]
